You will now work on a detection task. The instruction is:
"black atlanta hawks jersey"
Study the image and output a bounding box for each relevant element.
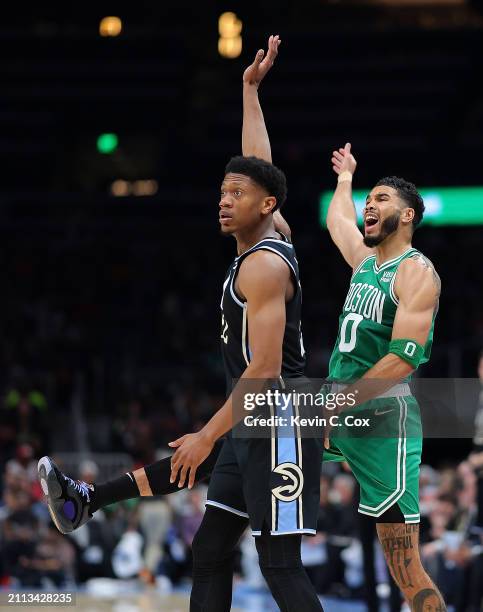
[210,235,322,538]
[220,235,305,393]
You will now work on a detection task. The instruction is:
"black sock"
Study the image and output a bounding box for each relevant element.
[90,440,223,513]
[90,472,139,513]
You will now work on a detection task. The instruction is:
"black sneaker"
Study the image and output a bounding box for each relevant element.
[38,456,94,534]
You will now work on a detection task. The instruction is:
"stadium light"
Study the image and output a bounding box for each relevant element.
[111,180,130,197]
[218,12,242,58]
[97,133,118,154]
[110,179,158,197]
[218,37,242,59]
[219,12,242,37]
[99,16,122,37]
[132,180,158,196]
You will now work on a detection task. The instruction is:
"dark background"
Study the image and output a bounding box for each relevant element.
[0,2,482,466]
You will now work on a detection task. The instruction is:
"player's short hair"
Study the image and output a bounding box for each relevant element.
[375,176,425,227]
[225,156,287,211]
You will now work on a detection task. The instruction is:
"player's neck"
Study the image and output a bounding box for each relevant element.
[375,234,412,266]
[235,219,278,256]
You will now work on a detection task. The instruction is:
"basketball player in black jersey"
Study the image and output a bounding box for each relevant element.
[38,36,324,611]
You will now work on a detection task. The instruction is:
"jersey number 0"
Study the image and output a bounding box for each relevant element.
[339,313,363,353]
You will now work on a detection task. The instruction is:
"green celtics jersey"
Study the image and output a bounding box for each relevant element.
[328,247,436,382]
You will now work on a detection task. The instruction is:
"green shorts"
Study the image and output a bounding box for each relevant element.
[323,394,422,523]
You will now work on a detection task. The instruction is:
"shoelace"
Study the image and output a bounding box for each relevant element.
[64,476,91,503]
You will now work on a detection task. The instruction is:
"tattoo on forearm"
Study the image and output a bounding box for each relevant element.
[412,588,447,611]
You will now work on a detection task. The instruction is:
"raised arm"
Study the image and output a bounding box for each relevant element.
[242,34,280,161]
[242,35,291,238]
[327,143,373,269]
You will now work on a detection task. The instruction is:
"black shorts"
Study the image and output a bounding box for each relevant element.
[206,432,323,536]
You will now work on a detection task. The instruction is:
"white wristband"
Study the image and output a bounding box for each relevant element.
[337,171,353,184]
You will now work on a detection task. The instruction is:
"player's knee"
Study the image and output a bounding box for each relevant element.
[257,555,304,575]
[191,527,212,562]
[192,527,232,567]
[191,508,241,572]
[376,504,405,523]
[255,535,315,611]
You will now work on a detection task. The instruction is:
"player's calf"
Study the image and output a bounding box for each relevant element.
[376,522,447,611]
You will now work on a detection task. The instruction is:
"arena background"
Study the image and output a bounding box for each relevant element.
[1,2,482,610]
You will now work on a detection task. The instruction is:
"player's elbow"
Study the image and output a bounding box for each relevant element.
[326,204,346,228]
[248,358,282,380]
[326,211,338,234]
[253,367,282,380]
[326,214,345,246]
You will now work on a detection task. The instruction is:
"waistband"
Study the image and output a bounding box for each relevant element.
[330,382,411,399]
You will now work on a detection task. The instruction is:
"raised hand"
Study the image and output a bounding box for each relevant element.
[243,34,281,88]
[331,142,357,176]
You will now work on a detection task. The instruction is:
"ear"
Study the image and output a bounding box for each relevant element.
[261,196,277,215]
[401,207,415,226]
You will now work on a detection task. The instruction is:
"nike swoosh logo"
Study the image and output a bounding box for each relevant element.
[374,408,394,416]
[360,269,370,273]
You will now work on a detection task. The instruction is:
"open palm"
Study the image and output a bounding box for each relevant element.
[243,34,281,87]
[331,142,357,175]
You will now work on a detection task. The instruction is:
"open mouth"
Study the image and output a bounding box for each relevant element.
[364,214,379,231]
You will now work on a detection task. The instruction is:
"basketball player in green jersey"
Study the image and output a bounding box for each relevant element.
[324,143,446,610]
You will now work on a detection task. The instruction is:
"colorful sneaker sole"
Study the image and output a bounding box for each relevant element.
[38,456,71,534]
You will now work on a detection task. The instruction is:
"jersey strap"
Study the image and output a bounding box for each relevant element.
[387,248,421,305]
[232,239,298,304]
[373,247,419,274]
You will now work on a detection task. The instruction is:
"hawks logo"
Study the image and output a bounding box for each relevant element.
[271,462,304,502]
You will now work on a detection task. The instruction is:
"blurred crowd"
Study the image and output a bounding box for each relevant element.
[1,447,482,610]
[1,422,483,610]
[0,308,482,612]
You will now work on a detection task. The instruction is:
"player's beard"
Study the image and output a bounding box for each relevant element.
[363,211,400,247]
